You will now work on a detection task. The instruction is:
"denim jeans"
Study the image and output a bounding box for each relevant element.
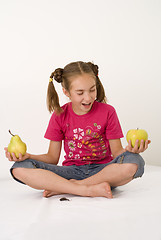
[10,151,145,184]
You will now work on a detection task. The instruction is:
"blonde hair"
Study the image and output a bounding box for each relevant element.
[47,61,107,114]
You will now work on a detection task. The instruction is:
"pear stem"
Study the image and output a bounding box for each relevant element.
[9,130,15,137]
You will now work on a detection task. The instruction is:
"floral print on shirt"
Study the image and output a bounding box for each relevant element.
[66,122,107,162]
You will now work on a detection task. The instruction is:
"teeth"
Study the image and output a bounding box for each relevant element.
[82,103,90,105]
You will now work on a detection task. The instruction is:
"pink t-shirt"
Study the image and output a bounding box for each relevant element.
[44,101,124,166]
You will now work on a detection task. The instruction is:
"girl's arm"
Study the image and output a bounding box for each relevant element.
[109,138,150,159]
[109,139,125,159]
[29,141,62,164]
[4,140,62,165]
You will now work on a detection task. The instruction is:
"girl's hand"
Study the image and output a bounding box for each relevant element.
[4,147,30,162]
[125,139,151,154]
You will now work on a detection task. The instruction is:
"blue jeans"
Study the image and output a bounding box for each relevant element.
[10,151,145,184]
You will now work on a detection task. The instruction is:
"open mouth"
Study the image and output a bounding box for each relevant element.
[82,103,91,106]
[82,102,92,109]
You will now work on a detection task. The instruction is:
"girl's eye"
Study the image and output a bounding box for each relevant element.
[77,89,96,95]
[90,89,96,92]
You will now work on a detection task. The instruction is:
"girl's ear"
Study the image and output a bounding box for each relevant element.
[62,87,70,98]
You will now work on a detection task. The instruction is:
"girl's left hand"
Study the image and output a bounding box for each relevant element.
[125,139,151,154]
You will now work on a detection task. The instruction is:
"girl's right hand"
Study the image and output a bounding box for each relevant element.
[4,147,30,162]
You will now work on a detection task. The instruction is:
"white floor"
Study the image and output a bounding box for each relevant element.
[0,165,161,240]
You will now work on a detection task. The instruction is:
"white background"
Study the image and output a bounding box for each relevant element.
[0,0,161,177]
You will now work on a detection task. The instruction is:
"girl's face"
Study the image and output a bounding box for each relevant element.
[63,74,97,115]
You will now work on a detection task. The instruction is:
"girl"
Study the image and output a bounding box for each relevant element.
[5,61,150,199]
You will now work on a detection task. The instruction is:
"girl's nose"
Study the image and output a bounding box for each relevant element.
[84,92,91,101]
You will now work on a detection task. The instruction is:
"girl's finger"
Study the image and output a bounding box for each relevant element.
[4,148,10,157]
[5,151,8,157]
[125,140,132,152]
[128,140,132,148]
[5,150,11,161]
[125,145,130,151]
[132,139,139,153]
[144,140,149,151]
[19,153,23,161]
[4,147,8,152]
[126,140,132,151]
[138,139,145,153]
[11,152,19,162]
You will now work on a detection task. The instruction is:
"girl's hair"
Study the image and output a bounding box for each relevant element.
[47,61,107,114]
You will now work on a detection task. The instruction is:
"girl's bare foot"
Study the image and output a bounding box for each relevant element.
[43,190,60,198]
[88,182,113,198]
[43,182,113,199]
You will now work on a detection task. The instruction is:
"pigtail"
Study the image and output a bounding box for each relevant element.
[96,78,107,103]
[46,68,64,114]
[87,62,107,103]
[47,61,107,114]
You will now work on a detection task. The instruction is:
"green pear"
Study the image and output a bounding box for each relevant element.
[8,130,27,158]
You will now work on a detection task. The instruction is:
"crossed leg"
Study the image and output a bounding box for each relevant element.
[12,168,113,198]
[43,163,138,198]
[12,163,137,199]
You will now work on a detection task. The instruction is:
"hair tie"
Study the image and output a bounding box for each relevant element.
[49,78,53,83]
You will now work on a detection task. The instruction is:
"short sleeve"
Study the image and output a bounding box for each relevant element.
[44,112,64,141]
[105,108,124,139]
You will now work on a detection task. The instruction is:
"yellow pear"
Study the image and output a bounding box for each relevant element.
[126,128,148,148]
[8,130,27,158]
